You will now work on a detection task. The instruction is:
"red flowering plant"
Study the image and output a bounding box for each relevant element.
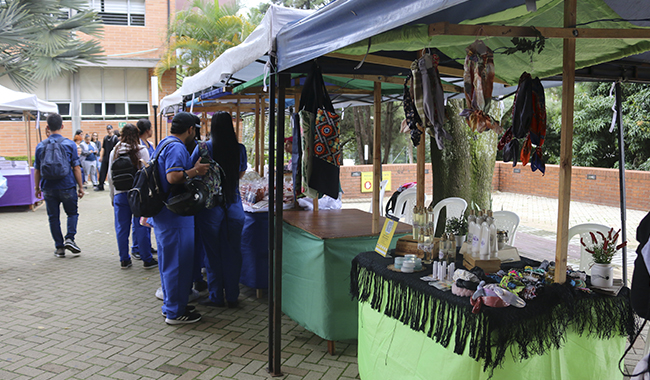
[580,228,627,265]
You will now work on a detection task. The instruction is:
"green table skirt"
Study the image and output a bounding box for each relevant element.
[282,222,405,341]
[358,301,625,380]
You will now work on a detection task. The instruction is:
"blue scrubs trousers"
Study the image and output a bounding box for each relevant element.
[131,216,152,256]
[153,207,195,319]
[196,201,244,304]
[114,193,153,263]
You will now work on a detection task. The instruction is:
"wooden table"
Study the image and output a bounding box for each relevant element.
[282,209,410,354]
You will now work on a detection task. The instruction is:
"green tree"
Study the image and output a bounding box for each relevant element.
[155,0,258,79]
[0,0,104,91]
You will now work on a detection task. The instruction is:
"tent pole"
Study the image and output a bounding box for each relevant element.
[615,81,628,286]
[372,82,381,233]
[261,96,266,176]
[255,96,261,174]
[24,111,32,166]
[554,0,577,284]
[236,98,241,142]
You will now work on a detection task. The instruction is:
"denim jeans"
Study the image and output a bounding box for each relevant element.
[42,187,78,249]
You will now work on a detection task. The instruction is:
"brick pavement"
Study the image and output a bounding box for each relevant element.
[0,190,359,380]
[1,189,647,379]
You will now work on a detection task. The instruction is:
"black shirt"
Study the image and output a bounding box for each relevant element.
[102,134,118,159]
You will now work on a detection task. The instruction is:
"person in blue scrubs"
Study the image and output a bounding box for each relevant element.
[153,112,209,325]
[191,111,247,308]
[107,124,157,270]
[130,119,157,261]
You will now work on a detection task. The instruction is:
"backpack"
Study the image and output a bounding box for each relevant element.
[40,138,70,180]
[197,141,226,208]
[111,149,137,191]
[127,139,177,218]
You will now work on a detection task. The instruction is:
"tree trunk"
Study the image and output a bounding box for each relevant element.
[430,99,498,234]
[353,107,365,163]
[382,102,396,164]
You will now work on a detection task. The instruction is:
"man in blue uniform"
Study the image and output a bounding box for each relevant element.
[34,113,85,257]
[153,112,209,325]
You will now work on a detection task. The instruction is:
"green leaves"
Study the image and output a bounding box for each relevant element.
[0,0,105,91]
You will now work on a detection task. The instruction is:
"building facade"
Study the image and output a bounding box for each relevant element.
[0,0,178,158]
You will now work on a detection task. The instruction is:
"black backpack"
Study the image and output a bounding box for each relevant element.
[111,151,137,191]
[40,138,71,180]
[127,139,177,218]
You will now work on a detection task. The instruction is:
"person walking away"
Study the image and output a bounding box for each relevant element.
[153,112,209,324]
[130,118,157,261]
[192,111,247,308]
[80,134,99,189]
[107,124,158,270]
[97,125,118,191]
[33,113,84,257]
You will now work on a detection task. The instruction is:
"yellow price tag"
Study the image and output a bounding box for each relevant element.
[375,216,399,256]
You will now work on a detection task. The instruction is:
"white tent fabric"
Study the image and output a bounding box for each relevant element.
[0,84,58,113]
[159,5,312,113]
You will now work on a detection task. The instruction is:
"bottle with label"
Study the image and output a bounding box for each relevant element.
[471,216,481,257]
[467,210,476,247]
[488,210,498,257]
[480,219,489,258]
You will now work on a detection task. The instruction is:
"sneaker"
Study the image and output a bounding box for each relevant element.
[121,259,132,269]
[143,259,158,269]
[188,288,201,302]
[54,248,65,258]
[151,248,157,254]
[165,310,202,325]
[198,297,225,308]
[162,305,196,317]
[64,238,81,254]
[194,279,208,292]
[155,287,164,300]
[131,252,141,260]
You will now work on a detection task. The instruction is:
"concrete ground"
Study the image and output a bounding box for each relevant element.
[0,189,647,379]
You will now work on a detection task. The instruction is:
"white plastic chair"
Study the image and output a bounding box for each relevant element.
[493,211,521,246]
[430,197,468,236]
[567,223,614,274]
[392,187,418,225]
[368,179,388,216]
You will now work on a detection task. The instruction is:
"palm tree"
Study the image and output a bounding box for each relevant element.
[155,0,259,80]
[0,0,104,91]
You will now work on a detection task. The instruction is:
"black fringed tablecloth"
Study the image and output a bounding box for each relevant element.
[350,251,638,373]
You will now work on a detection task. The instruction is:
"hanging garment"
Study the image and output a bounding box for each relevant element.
[402,73,423,146]
[498,72,547,174]
[460,40,500,134]
[298,62,342,199]
[418,53,451,150]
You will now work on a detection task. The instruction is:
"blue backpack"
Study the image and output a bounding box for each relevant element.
[40,138,71,180]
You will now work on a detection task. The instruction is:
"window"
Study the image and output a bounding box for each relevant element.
[78,67,150,120]
[88,0,145,26]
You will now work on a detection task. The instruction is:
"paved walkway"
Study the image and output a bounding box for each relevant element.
[0,190,647,379]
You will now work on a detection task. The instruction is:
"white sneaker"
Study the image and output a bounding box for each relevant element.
[155,287,164,300]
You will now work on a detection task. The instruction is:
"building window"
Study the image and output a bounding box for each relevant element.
[88,0,145,26]
[79,67,150,120]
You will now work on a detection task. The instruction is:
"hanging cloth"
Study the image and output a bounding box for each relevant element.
[410,53,451,150]
[459,40,501,134]
[498,72,547,174]
[402,73,423,146]
[298,62,342,199]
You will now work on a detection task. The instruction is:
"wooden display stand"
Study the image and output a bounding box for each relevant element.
[394,235,440,258]
[463,255,502,274]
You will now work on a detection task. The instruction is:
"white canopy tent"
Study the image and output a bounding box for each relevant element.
[0,84,59,166]
[159,5,312,113]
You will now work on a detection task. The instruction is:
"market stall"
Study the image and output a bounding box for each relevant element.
[0,162,41,209]
[351,251,634,379]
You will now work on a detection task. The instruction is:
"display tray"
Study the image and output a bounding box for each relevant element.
[387,264,427,273]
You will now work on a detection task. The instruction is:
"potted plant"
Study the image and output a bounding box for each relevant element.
[445,216,468,247]
[580,228,627,287]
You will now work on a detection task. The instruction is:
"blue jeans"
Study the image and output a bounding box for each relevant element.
[42,187,78,249]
